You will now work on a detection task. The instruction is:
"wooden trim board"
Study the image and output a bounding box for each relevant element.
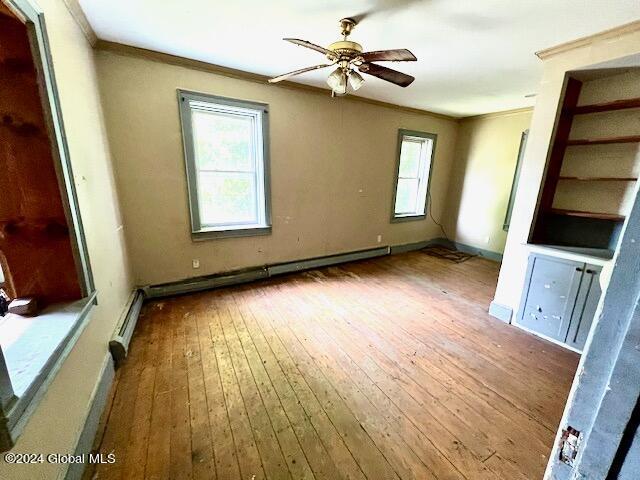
[489,301,513,323]
[94,40,458,122]
[460,106,534,122]
[536,20,640,60]
[64,353,115,480]
[61,0,97,46]
[572,97,640,114]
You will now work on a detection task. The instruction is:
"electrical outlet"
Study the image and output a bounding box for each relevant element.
[377,235,382,243]
[485,236,491,244]
[192,259,200,269]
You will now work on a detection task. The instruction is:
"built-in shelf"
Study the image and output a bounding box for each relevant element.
[566,135,640,146]
[533,76,635,252]
[571,97,640,115]
[559,176,638,182]
[550,208,625,221]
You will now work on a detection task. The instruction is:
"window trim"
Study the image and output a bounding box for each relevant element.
[391,129,437,223]
[177,90,272,240]
[503,129,529,231]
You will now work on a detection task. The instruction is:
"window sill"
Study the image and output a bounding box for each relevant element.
[0,292,97,450]
[192,225,272,241]
[391,214,427,223]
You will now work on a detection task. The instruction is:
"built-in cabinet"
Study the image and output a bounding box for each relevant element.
[515,69,640,352]
[531,70,640,256]
[518,253,602,351]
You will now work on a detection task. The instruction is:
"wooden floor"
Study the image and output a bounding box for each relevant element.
[92,252,579,480]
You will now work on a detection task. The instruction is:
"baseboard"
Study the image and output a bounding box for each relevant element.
[268,247,389,276]
[434,238,503,262]
[143,246,390,299]
[389,237,503,262]
[141,238,501,301]
[64,353,115,480]
[142,238,501,300]
[109,290,145,367]
[489,301,513,323]
[513,320,583,354]
[389,239,441,254]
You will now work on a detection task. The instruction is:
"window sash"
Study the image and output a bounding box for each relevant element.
[179,91,271,236]
[197,171,259,228]
[395,178,420,215]
[392,131,436,220]
[191,109,257,174]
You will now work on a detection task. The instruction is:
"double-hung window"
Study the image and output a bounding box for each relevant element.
[392,129,437,221]
[178,91,271,239]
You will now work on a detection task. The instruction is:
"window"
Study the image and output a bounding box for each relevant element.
[178,91,271,239]
[503,129,529,231]
[392,130,437,221]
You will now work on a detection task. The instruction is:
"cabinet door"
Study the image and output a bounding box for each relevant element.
[518,255,584,341]
[565,265,602,351]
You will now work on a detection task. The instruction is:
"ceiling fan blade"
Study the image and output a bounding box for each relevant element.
[349,0,428,24]
[284,38,336,58]
[268,64,334,83]
[358,63,415,87]
[361,49,417,62]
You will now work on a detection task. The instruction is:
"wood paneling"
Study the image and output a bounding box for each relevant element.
[0,6,81,305]
[93,253,578,479]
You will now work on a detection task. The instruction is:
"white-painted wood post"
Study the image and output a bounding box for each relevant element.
[545,178,640,478]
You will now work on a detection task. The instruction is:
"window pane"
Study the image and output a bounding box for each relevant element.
[198,171,257,225]
[398,139,422,178]
[192,109,254,172]
[395,178,419,214]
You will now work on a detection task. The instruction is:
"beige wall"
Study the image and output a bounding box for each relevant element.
[94,49,459,286]
[0,0,133,478]
[493,23,640,319]
[444,109,532,254]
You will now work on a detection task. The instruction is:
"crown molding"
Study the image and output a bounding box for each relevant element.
[460,106,534,122]
[61,0,97,46]
[93,40,458,122]
[536,20,640,60]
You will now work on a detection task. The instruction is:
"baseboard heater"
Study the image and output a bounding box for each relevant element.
[108,242,444,364]
[109,290,145,367]
[142,246,390,299]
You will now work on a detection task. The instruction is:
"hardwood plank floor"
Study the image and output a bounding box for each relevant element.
[92,252,579,480]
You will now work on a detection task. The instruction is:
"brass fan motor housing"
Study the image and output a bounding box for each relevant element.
[327,40,363,62]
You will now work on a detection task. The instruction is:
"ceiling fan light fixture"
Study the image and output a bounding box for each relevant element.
[269,18,417,94]
[327,67,347,95]
[348,69,365,91]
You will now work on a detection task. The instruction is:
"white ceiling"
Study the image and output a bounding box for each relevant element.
[79,0,640,117]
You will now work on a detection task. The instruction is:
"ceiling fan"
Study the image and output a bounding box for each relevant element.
[268,17,417,96]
